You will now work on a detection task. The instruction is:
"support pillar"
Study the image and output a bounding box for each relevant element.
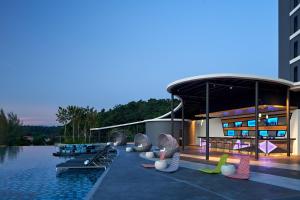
[287,88,291,156]
[171,94,175,136]
[255,81,259,160]
[206,82,210,160]
[181,100,185,151]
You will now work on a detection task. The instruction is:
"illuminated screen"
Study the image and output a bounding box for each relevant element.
[259,130,268,137]
[242,130,249,136]
[248,120,256,127]
[266,117,278,126]
[223,123,229,128]
[277,130,286,137]
[234,121,242,127]
[227,130,235,136]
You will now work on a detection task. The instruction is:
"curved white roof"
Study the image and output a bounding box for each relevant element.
[167,73,295,93]
[291,81,300,91]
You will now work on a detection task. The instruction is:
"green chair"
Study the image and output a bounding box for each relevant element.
[199,154,228,174]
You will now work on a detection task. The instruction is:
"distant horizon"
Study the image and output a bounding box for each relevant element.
[0,0,278,126]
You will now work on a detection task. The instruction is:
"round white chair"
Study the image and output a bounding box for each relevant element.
[126,147,133,152]
[221,164,236,176]
[145,152,154,159]
[155,160,167,170]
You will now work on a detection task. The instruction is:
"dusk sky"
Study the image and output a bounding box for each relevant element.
[0,0,277,126]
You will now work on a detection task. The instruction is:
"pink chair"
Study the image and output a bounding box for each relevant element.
[226,156,250,180]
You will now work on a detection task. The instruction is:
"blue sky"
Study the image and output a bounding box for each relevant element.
[0,0,278,126]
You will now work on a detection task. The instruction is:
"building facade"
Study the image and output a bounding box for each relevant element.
[279,0,300,81]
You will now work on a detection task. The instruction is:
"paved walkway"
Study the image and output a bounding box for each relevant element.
[88,148,300,200]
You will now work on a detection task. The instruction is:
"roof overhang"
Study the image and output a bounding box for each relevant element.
[167,73,293,93]
[166,74,297,120]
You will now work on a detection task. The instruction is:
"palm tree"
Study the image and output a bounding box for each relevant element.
[81,107,88,143]
[67,106,77,143]
[74,107,83,141]
[86,107,98,143]
[56,107,69,141]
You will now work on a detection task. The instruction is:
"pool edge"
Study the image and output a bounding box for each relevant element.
[84,148,119,200]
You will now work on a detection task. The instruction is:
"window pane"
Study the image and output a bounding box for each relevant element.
[294,16,298,33]
[294,67,298,82]
[295,0,299,8]
[294,41,298,58]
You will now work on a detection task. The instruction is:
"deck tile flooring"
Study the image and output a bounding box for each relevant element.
[89,147,300,200]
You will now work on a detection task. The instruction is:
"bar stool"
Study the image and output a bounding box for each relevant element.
[223,138,233,152]
[209,138,217,151]
[216,138,224,151]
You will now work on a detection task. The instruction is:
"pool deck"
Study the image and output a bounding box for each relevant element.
[88,147,300,200]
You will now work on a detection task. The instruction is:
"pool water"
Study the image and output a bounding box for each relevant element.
[0,146,103,200]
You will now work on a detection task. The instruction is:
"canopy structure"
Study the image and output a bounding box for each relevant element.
[157,133,179,158]
[166,74,300,160]
[166,74,298,120]
[133,133,152,152]
[113,131,127,146]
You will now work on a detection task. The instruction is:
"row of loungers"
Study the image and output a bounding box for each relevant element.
[56,144,117,173]
[139,150,250,179]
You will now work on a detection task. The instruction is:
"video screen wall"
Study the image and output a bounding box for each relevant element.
[222,116,286,137]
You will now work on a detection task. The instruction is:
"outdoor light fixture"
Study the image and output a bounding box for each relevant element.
[259,113,262,118]
[200,119,204,126]
[266,114,269,119]
[229,86,233,90]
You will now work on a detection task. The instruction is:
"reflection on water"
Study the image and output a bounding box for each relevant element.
[0,146,22,163]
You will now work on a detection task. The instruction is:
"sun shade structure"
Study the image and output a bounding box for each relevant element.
[113,132,127,146]
[167,74,295,120]
[133,133,152,152]
[157,133,179,158]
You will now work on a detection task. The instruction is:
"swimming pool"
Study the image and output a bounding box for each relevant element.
[0,146,104,200]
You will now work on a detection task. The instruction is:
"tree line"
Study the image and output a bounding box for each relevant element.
[0,109,23,145]
[56,98,179,143]
[0,109,61,146]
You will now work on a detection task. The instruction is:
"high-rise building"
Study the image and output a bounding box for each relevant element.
[279,0,300,82]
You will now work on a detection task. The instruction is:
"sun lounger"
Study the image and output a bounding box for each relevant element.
[199,154,228,174]
[56,145,117,172]
[225,156,250,180]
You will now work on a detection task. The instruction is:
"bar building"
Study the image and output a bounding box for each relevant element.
[165,74,300,160]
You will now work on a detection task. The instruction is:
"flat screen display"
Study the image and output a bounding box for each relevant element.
[259,130,268,137]
[241,130,249,136]
[234,121,242,127]
[227,130,235,136]
[277,130,286,137]
[223,123,229,128]
[248,120,256,127]
[266,117,278,126]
